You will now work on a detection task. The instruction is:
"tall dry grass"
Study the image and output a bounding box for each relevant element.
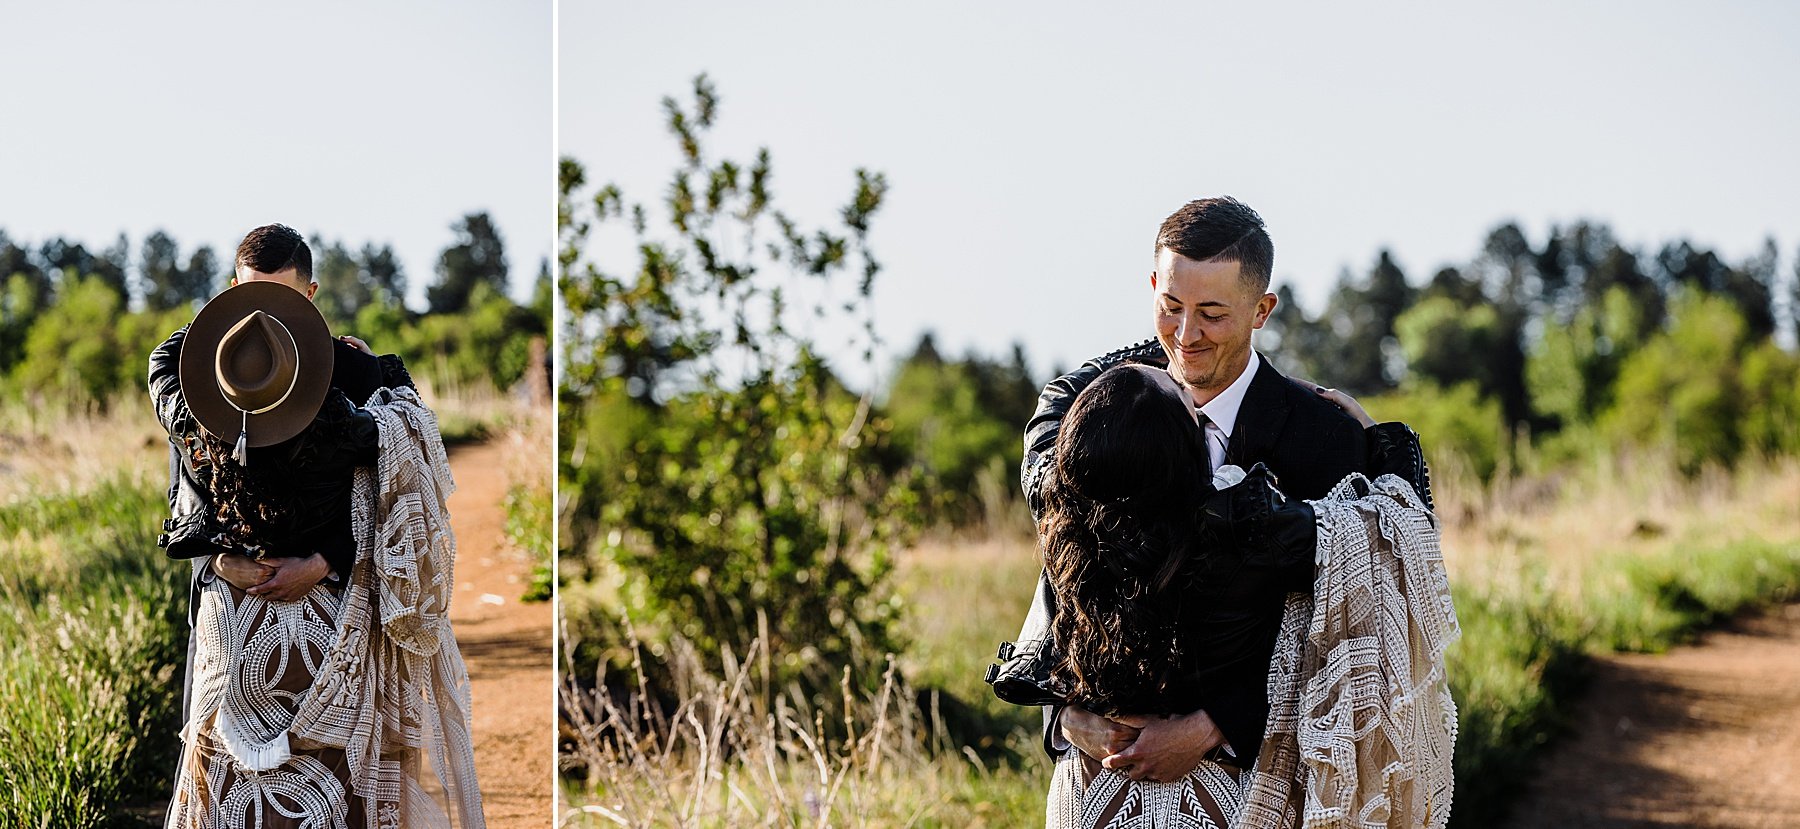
[560,445,1800,828]
[559,618,1043,828]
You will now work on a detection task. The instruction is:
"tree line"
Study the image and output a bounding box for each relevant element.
[0,212,551,408]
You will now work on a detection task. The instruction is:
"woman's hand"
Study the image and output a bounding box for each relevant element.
[1062,705,1142,760]
[338,334,374,355]
[1311,384,1375,428]
[211,553,274,591]
[246,553,330,602]
[1103,708,1225,783]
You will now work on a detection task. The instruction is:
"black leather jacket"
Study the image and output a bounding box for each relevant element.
[148,325,414,577]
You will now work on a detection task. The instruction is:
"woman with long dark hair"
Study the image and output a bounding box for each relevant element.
[1031,363,1455,828]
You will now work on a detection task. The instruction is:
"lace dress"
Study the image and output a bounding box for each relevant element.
[166,387,483,829]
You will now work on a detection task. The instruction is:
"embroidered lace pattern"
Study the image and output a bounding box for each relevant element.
[1048,751,1247,829]
[1049,474,1457,829]
[167,386,484,828]
[1240,473,1459,829]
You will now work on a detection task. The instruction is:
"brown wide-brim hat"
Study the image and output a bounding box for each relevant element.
[178,280,334,450]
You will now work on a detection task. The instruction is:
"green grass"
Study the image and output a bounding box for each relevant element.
[507,481,554,602]
[0,472,188,828]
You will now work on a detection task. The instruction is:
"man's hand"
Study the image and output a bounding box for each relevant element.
[211,553,274,592]
[246,554,330,602]
[338,334,374,355]
[1061,705,1142,761]
[1102,708,1225,783]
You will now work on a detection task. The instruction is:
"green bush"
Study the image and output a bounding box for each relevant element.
[559,75,911,707]
[1604,290,1752,473]
[1362,381,1507,480]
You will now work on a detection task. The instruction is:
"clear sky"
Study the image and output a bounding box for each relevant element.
[561,1,1800,385]
[2,0,553,309]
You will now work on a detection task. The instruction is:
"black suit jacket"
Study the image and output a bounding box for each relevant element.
[1020,342,1366,764]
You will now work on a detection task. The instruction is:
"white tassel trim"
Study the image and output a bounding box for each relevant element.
[214,706,293,772]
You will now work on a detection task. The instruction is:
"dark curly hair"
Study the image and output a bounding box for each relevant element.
[178,430,297,556]
[1040,364,1222,716]
[178,390,360,557]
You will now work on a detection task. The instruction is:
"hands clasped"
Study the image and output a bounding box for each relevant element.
[1062,705,1225,783]
[212,552,331,602]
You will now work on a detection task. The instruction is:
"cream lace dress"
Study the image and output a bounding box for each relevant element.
[1047,473,1459,829]
[166,387,484,829]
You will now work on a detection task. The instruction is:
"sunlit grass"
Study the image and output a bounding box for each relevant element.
[562,450,1800,828]
[0,473,187,828]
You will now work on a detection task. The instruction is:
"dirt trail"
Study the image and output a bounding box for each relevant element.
[1502,602,1800,828]
[447,440,554,828]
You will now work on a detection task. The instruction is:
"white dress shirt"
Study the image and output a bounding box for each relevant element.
[1195,350,1260,470]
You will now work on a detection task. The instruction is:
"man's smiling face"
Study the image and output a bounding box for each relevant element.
[1151,248,1274,404]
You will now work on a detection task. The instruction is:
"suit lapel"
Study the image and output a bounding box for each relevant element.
[1225,353,1291,468]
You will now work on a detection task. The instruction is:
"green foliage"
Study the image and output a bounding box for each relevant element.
[1739,340,1800,457]
[429,211,510,314]
[1604,290,1753,473]
[1525,287,1648,429]
[1279,250,1415,395]
[12,276,128,408]
[561,74,910,702]
[138,229,220,312]
[1394,296,1505,396]
[506,482,554,603]
[885,334,1039,525]
[1361,381,1506,480]
[1,270,48,371]
[391,282,547,392]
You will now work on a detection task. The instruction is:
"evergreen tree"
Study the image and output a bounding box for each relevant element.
[359,243,406,308]
[429,212,509,314]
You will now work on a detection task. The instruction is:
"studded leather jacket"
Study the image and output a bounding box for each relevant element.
[148,325,415,577]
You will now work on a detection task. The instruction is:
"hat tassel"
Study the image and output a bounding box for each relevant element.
[232,409,250,466]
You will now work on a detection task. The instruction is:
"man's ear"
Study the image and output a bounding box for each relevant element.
[1150,271,1159,291]
[306,282,319,300]
[1251,291,1278,329]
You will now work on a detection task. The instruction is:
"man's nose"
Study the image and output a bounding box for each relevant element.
[1176,313,1207,345]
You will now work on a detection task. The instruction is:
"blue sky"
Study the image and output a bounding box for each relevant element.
[561,1,1800,384]
[2,0,553,309]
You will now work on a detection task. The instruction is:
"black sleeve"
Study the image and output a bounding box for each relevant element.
[377,353,416,391]
[321,389,383,467]
[1365,422,1433,510]
[149,326,192,437]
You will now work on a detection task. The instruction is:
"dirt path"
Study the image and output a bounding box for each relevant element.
[447,440,554,828]
[1502,602,1800,828]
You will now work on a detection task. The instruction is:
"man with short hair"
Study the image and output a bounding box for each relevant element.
[1022,197,1368,782]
